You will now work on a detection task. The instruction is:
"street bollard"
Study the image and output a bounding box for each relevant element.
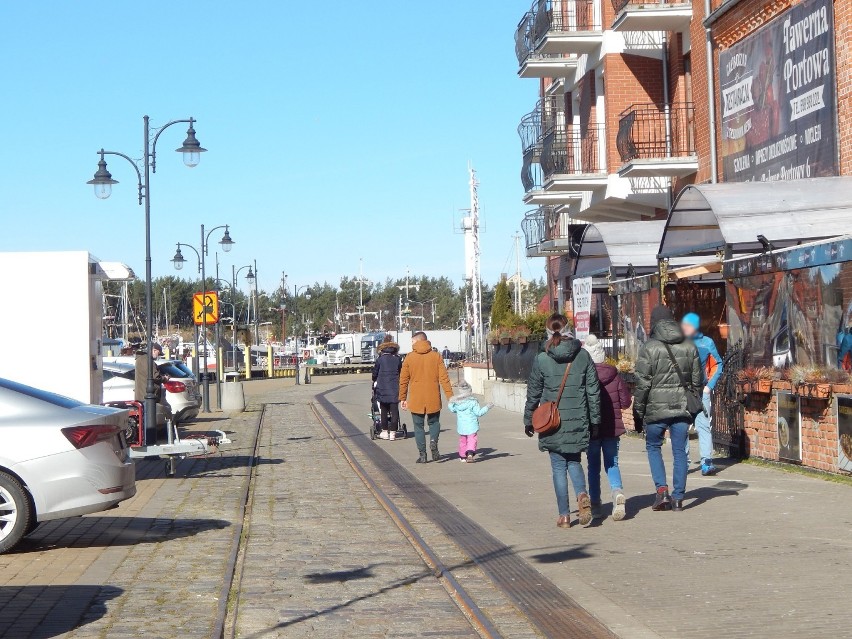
[304,365,311,384]
[267,344,273,378]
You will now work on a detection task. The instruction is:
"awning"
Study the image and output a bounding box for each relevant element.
[658,177,852,259]
[574,220,694,278]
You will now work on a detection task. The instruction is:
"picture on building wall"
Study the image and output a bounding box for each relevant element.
[777,391,801,462]
[719,0,837,182]
[836,397,852,472]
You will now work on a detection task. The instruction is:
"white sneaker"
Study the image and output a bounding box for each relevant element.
[379,431,389,440]
[459,457,467,463]
[389,431,396,441]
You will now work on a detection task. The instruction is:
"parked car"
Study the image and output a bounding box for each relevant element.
[102,359,201,426]
[0,378,136,554]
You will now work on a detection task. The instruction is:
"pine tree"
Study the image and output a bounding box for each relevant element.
[491,278,513,329]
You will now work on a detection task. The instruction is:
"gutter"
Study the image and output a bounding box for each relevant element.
[704,0,745,28]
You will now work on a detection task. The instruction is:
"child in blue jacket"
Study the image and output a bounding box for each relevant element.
[448,382,492,463]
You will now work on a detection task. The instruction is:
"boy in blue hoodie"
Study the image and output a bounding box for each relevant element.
[448,382,492,463]
[681,312,723,475]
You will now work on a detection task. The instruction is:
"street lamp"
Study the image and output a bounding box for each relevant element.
[231,264,254,374]
[89,115,206,444]
[288,283,312,385]
[244,260,259,346]
[172,224,235,413]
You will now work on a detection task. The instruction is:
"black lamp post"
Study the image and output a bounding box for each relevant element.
[172,225,234,413]
[89,116,206,443]
[245,262,260,346]
[232,264,254,374]
[289,284,312,385]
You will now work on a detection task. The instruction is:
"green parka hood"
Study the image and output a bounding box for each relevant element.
[544,337,581,364]
[652,318,685,345]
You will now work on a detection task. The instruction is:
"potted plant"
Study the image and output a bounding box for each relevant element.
[616,357,636,384]
[825,368,852,395]
[487,330,500,346]
[511,325,531,344]
[737,367,759,393]
[754,367,775,394]
[718,323,730,340]
[498,328,512,345]
[791,366,832,400]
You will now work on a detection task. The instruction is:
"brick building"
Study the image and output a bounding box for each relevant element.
[516,0,850,311]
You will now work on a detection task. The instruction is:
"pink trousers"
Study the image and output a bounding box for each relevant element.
[458,433,478,458]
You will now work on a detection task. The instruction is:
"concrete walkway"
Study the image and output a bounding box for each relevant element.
[325,382,852,639]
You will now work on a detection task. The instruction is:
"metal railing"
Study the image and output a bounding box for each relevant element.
[515,11,535,65]
[540,123,606,178]
[518,96,563,156]
[612,0,691,13]
[521,153,544,193]
[522,208,546,250]
[532,0,601,41]
[616,103,696,164]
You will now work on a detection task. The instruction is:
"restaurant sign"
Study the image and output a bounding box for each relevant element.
[720,0,837,182]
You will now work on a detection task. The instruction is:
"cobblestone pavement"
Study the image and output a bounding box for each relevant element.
[324,382,852,639]
[232,390,496,638]
[0,407,263,639]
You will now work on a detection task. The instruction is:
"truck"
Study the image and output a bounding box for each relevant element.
[326,333,366,365]
[360,330,414,364]
[423,329,468,356]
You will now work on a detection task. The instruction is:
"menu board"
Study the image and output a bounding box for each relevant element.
[837,397,852,472]
[776,391,801,462]
[720,0,837,182]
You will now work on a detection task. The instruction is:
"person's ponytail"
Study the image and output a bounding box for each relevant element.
[545,313,569,352]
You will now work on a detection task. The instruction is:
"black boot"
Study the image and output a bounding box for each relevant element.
[652,487,672,511]
[671,499,684,512]
[430,442,441,462]
[416,451,428,464]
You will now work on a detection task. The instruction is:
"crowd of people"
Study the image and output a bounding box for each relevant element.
[371,305,721,526]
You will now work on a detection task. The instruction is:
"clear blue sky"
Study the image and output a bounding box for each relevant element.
[0,1,543,295]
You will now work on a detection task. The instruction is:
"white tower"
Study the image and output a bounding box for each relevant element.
[461,166,484,357]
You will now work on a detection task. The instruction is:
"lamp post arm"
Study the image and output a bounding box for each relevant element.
[150,117,194,173]
[176,242,202,273]
[101,150,144,204]
[203,224,229,256]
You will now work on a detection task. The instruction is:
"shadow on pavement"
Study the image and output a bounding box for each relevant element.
[181,455,284,478]
[0,584,122,638]
[304,565,378,584]
[625,481,747,516]
[530,544,595,563]
[12,516,230,553]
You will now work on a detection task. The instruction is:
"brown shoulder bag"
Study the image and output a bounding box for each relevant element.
[531,360,572,436]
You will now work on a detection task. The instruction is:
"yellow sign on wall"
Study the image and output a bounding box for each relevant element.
[193,292,219,325]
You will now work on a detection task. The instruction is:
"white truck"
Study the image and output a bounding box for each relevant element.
[360,331,415,364]
[424,329,468,356]
[326,333,366,365]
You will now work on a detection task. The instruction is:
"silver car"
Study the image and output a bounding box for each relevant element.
[0,378,136,554]
[102,359,201,426]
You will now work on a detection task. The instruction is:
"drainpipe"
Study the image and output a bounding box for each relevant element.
[705,0,719,183]
[662,31,673,210]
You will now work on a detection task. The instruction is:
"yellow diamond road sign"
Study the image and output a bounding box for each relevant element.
[193,291,219,325]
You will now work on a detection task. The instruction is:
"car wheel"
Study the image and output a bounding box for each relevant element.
[344,357,351,365]
[0,472,32,554]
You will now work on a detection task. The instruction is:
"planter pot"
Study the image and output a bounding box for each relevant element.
[756,379,773,393]
[832,383,852,395]
[500,337,512,345]
[516,336,529,344]
[491,340,542,382]
[718,323,730,340]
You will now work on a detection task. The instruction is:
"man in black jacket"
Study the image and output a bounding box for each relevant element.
[634,306,701,512]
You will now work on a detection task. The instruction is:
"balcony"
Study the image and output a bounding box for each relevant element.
[540,123,608,190]
[522,207,581,256]
[515,11,579,78]
[522,208,547,257]
[523,0,603,57]
[612,0,693,33]
[616,103,698,177]
[519,99,582,205]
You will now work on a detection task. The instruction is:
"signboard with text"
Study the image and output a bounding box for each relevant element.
[720,0,837,182]
[572,277,592,341]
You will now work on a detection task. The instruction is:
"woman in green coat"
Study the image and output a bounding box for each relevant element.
[524,314,601,528]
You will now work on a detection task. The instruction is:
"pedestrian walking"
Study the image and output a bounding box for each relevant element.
[448,381,492,463]
[524,314,601,528]
[372,334,402,441]
[399,331,454,463]
[634,306,702,512]
[582,334,631,521]
[442,346,451,369]
[680,312,723,475]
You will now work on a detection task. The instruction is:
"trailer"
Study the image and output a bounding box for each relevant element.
[326,333,366,365]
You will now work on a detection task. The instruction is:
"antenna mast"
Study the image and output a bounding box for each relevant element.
[466,166,483,357]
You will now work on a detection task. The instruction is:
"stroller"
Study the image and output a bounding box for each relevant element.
[369,388,408,440]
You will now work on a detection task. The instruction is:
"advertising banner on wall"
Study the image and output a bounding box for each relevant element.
[837,397,852,472]
[777,391,801,462]
[719,0,837,182]
[572,277,592,341]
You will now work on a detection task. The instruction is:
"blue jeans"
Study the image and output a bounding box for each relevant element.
[686,393,714,463]
[548,451,588,517]
[587,437,624,503]
[412,412,441,454]
[645,420,689,500]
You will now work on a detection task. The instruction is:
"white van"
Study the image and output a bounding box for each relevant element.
[326,333,365,365]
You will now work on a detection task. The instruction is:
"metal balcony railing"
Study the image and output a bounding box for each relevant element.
[540,123,606,179]
[518,96,563,156]
[616,103,696,164]
[522,208,547,250]
[515,11,535,65]
[532,0,601,42]
[612,0,690,13]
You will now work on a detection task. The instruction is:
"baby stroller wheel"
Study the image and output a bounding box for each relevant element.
[370,425,377,440]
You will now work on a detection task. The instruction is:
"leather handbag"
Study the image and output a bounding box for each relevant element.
[531,361,572,436]
[662,343,705,420]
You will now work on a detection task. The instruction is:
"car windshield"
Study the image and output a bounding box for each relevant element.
[0,378,84,408]
[158,362,193,379]
[327,343,343,351]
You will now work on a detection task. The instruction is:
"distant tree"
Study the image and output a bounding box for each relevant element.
[490,278,513,328]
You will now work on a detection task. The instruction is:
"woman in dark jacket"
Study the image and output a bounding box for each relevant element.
[634,306,702,512]
[372,334,402,441]
[583,334,631,522]
[524,314,601,528]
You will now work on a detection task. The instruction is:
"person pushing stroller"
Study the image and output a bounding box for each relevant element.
[372,334,403,440]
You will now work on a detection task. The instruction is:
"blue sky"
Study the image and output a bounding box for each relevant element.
[0,1,541,295]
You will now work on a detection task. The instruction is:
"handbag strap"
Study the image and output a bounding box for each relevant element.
[662,342,692,392]
[554,361,573,404]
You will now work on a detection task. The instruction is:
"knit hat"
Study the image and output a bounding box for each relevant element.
[449,381,474,403]
[681,312,700,331]
[583,334,606,364]
[650,305,674,328]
